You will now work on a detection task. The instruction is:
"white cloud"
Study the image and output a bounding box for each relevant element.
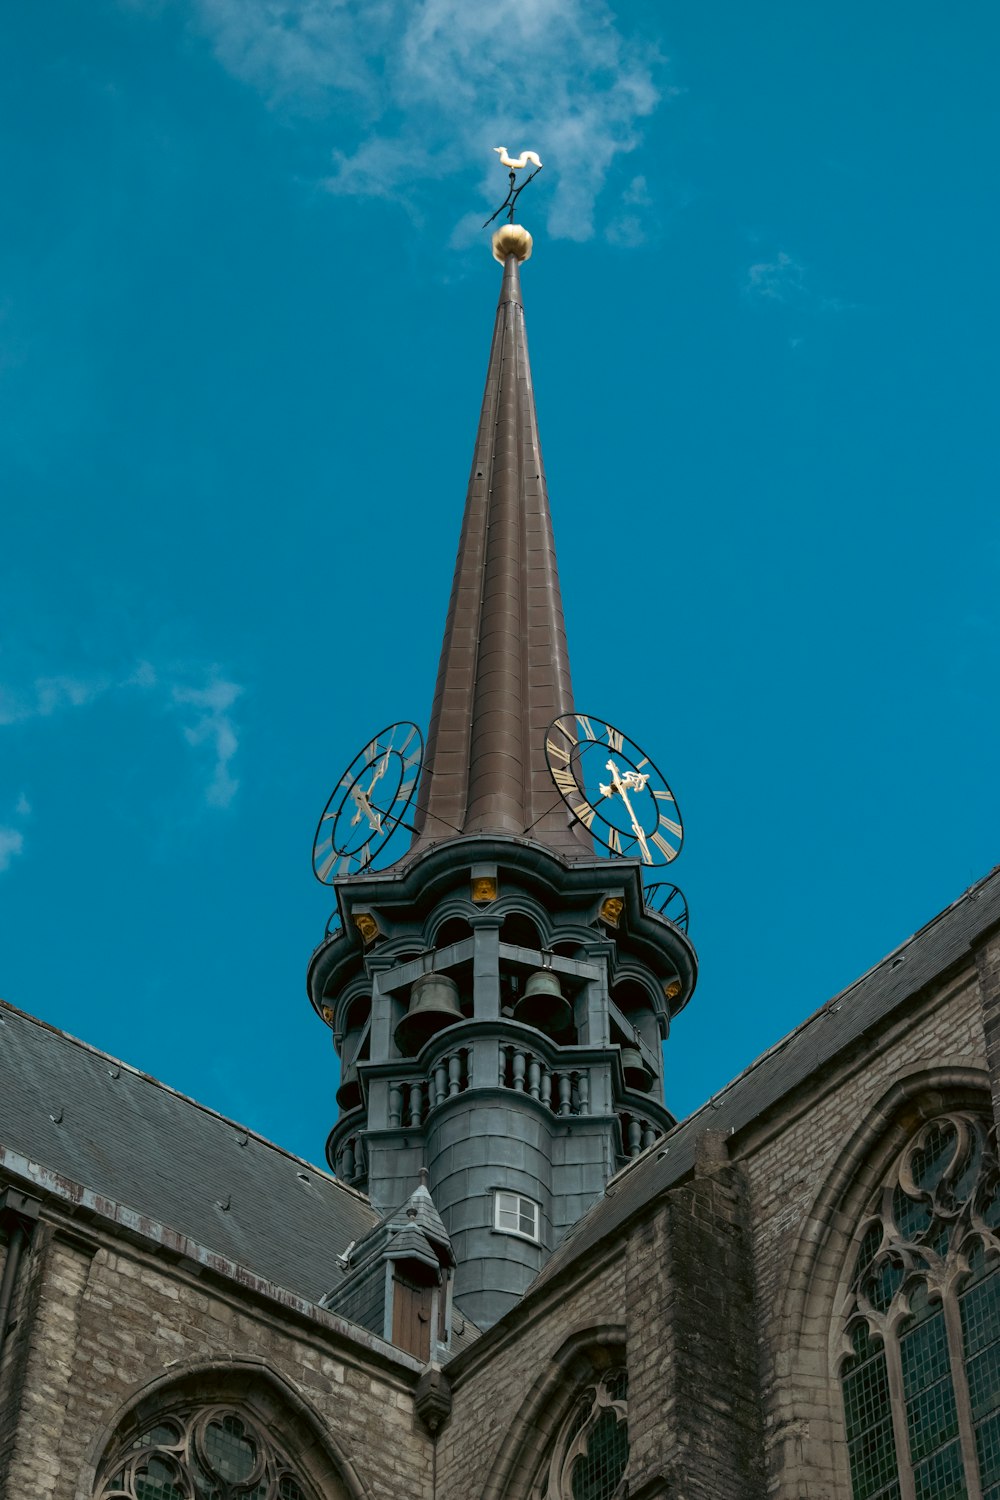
[0,663,245,811]
[745,249,852,315]
[0,827,24,873]
[0,673,110,726]
[171,676,244,809]
[745,251,806,304]
[191,0,666,243]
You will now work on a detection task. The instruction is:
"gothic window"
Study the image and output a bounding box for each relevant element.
[533,1368,629,1500]
[96,1406,315,1500]
[838,1112,1000,1500]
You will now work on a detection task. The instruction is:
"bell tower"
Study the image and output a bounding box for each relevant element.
[308,220,697,1331]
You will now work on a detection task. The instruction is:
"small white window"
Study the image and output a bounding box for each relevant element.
[494,1190,540,1242]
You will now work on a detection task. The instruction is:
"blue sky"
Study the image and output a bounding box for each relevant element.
[1,1,997,1166]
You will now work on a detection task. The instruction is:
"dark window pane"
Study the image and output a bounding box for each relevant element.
[912,1440,968,1500]
[203,1413,257,1484]
[979,1410,1000,1488]
[847,1415,899,1500]
[962,1270,1000,1358]
[279,1478,307,1500]
[906,1377,959,1463]
[864,1259,905,1314]
[854,1223,884,1284]
[892,1183,932,1242]
[954,1133,983,1203]
[570,1408,629,1500]
[900,1310,950,1398]
[968,1344,1000,1422]
[844,1356,892,1441]
[910,1123,957,1193]
[134,1456,187,1500]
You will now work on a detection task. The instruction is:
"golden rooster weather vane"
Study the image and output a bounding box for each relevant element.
[483,146,544,227]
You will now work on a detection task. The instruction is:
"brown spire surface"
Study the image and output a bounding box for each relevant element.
[410,242,591,859]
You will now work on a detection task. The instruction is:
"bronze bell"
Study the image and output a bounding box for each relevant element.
[395,972,463,1056]
[336,1061,361,1111]
[513,969,572,1034]
[621,1044,654,1092]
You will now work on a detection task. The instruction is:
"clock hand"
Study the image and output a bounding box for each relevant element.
[365,749,392,800]
[350,784,383,834]
[600,759,652,864]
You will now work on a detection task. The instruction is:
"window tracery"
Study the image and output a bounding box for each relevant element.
[96,1406,313,1500]
[533,1368,629,1500]
[838,1111,1000,1500]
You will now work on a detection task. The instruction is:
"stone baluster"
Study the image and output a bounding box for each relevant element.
[577,1071,590,1116]
[528,1056,541,1099]
[449,1051,463,1096]
[627,1117,642,1157]
[499,1046,509,1087]
[388,1085,403,1128]
[409,1081,424,1128]
[512,1049,526,1092]
[641,1121,656,1150]
[557,1073,572,1117]
[540,1066,552,1110]
[433,1059,448,1108]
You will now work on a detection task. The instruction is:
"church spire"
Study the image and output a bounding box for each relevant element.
[411,225,590,859]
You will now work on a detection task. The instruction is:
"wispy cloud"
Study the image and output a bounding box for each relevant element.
[0,662,245,811]
[171,676,244,809]
[744,247,853,316]
[0,793,29,874]
[0,673,110,726]
[0,826,25,874]
[745,251,807,304]
[191,0,666,243]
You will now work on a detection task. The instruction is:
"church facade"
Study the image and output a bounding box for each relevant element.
[2,221,998,1500]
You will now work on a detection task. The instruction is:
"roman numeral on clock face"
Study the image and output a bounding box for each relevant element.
[650,831,677,860]
[553,766,582,799]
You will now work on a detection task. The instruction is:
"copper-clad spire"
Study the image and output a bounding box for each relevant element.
[410,232,590,858]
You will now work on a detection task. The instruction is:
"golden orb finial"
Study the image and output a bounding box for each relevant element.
[492,223,533,264]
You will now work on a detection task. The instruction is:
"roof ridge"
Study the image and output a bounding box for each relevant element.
[0,995,368,1202]
[607,862,1000,1188]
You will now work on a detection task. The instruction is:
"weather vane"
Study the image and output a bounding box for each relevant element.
[483,147,543,228]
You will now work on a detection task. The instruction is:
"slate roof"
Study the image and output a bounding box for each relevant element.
[532,864,1000,1292]
[0,998,378,1302]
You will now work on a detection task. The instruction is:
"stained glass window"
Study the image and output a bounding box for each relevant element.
[534,1368,628,1500]
[96,1406,316,1500]
[839,1112,1000,1500]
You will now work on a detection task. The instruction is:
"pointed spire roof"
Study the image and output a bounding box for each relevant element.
[411,236,590,859]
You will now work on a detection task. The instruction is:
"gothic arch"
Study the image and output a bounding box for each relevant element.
[782,1066,990,1344]
[771,1067,991,1496]
[76,1356,372,1500]
[480,1325,627,1500]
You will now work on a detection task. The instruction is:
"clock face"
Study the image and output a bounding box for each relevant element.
[312,721,423,883]
[642,881,689,931]
[545,713,683,865]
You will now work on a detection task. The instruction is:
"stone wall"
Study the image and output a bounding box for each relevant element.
[437,1132,764,1500]
[737,966,989,1499]
[0,1214,433,1500]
